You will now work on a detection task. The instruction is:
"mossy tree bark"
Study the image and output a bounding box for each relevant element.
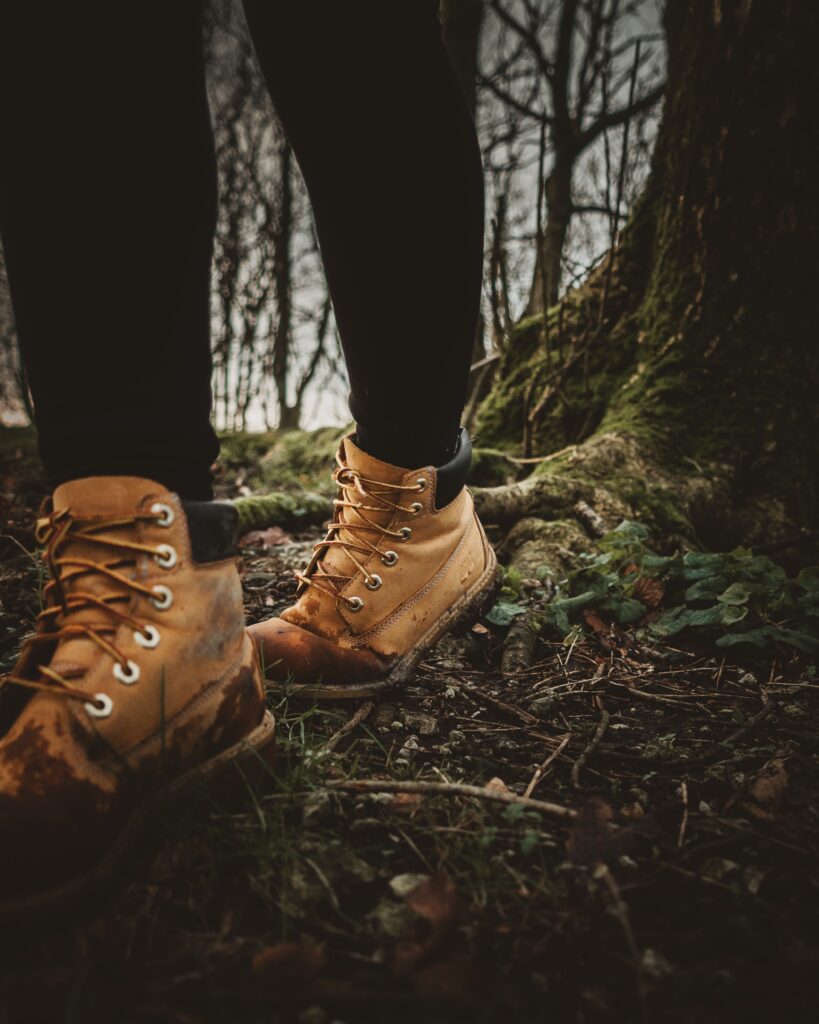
[474,0,819,554]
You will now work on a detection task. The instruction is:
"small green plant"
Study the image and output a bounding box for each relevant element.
[541,520,819,652]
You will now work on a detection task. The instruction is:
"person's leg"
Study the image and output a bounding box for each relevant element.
[0,4,272,914]
[241,0,484,470]
[0,0,219,499]
[244,1,498,698]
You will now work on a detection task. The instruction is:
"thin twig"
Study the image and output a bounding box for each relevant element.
[595,863,649,1023]
[609,682,700,710]
[327,778,576,821]
[677,780,689,848]
[523,733,572,798]
[445,681,541,728]
[505,443,578,466]
[571,702,610,789]
[319,701,374,755]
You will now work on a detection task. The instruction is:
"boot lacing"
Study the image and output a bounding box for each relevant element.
[0,504,177,716]
[296,454,427,611]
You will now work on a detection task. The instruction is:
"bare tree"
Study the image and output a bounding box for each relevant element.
[205,0,340,433]
[481,0,665,313]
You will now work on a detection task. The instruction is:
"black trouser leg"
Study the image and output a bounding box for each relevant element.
[0,1,218,499]
[0,1,484,493]
[242,0,485,469]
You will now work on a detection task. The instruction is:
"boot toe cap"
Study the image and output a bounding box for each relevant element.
[248,616,388,686]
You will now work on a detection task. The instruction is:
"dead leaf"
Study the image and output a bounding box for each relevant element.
[743,757,788,820]
[388,792,423,813]
[405,873,460,928]
[412,958,482,1005]
[239,525,291,548]
[632,576,665,608]
[583,609,610,636]
[566,797,619,867]
[251,941,326,981]
[485,776,511,794]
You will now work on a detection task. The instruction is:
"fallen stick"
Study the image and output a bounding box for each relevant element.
[319,701,374,755]
[523,733,572,798]
[571,704,610,789]
[327,778,576,820]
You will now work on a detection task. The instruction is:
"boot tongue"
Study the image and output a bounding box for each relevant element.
[45,476,169,677]
[313,435,415,590]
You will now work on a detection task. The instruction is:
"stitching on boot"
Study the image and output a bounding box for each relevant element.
[348,526,474,648]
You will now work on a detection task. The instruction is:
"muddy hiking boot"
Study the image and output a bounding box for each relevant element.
[250,429,500,699]
[0,477,274,920]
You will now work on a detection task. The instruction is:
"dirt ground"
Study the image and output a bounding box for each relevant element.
[1,437,818,1024]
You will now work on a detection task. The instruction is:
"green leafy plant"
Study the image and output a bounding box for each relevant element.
[540,521,819,653]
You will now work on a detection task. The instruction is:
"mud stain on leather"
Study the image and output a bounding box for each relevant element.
[252,619,387,685]
[210,667,262,747]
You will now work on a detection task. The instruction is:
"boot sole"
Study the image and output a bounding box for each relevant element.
[0,709,275,925]
[281,546,501,701]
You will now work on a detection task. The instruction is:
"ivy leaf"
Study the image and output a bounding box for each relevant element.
[719,603,749,625]
[718,583,752,606]
[600,594,646,624]
[485,601,526,627]
[685,575,727,602]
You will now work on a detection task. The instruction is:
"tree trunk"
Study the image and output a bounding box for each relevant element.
[272,140,297,430]
[475,0,819,551]
[527,154,574,314]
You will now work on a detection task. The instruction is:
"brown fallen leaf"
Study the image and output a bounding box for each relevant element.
[632,575,665,608]
[388,791,423,813]
[566,797,616,867]
[412,957,483,1006]
[485,776,511,794]
[743,757,789,820]
[405,873,461,928]
[251,941,326,981]
[583,608,610,636]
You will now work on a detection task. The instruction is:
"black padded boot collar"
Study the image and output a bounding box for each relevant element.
[434,428,472,509]
[182,500,240,563]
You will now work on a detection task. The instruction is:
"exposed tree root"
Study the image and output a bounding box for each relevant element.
[233,491,330,535]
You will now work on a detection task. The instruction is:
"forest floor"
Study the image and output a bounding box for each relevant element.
[1,429,818,1024]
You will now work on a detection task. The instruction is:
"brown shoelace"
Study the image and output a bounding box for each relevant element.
[0,506,171,711]
[297,453,426,610]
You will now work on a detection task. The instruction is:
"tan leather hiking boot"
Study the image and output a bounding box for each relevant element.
[249,430,499,699]
[0,476,273,918]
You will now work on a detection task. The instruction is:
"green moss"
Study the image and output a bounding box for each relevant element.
[473,318,542,453]
[468,447,519,487]
[617,479,695,539]
[474,208,655,460]
[217,424,348,495]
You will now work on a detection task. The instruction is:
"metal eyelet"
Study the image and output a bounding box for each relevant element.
[347,596,364,612]
[409,502,423,515]
[154,544,177,569]
[113,659,140,685]
[381,550,398,567]
[365,574,382,591]
[150,502,175,527]
[85,693,113,719]
[134,625,160,649]
[398,527,412,541]
[151,585,173,610]
[416,478,427,492]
